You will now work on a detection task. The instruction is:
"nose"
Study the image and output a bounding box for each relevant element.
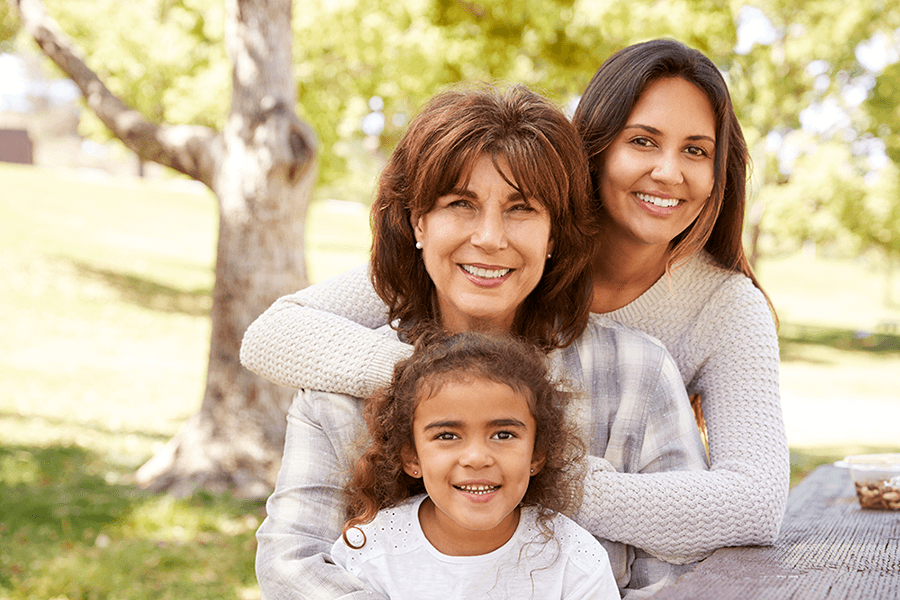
[651,150,684,185]
[470,204,508,252]
[459,439,494,470]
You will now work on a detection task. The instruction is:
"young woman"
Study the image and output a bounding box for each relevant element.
[332,329,618,599]
[251,84,706,599]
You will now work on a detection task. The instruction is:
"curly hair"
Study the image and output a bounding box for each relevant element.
[341,328,585,547]
[369,83,597,351]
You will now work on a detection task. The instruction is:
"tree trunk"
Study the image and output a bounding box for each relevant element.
[135,0,316,499]
[11,0,316,499]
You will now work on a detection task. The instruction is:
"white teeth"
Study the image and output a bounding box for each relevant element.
[461,264,511,279]
[456,484,499,494]
[636,192,679,208]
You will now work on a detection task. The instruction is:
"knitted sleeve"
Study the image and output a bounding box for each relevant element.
[239,263,412,397]
[575,278,789,563]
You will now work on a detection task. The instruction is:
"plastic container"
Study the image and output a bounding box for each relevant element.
[835,454,900,510]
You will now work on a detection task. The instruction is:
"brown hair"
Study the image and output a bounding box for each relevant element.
[341,328,585,546]
[572,38,773,310]
[370,84,597,350]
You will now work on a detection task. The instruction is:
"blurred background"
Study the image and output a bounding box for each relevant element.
[1,1,898,598]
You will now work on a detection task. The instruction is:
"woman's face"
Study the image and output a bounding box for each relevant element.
[599,77,716,253]
[413,154,553,334]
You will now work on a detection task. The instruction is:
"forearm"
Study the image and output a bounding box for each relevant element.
[577,324,788,562]
[240,264,411,397]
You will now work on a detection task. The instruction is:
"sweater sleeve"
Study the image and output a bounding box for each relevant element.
[575,279,789,563]
[239,263,413,397]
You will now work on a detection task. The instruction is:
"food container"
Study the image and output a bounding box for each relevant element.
[835,454,900,510]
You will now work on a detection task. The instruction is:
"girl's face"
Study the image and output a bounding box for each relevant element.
[403,375,544,555]
[599,77,716,254]
[413,153,554,335]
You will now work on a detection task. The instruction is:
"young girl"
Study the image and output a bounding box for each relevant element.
[331,330,618,599]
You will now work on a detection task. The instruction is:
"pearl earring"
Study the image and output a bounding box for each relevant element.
[530,468,534,474]
[546,253,552,259]
[413,470,418,476]
[415,241,422,250]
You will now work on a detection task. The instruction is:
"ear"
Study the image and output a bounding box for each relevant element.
[401,444,422,478]
[411,214,425,247]
[530,449,546,477]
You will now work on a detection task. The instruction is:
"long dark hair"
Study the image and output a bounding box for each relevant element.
[573,38,772,310]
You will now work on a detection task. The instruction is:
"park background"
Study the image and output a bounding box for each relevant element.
[1,1,899,598]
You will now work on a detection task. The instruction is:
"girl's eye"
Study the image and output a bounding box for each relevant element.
[435,432,458,441]
[493,431,516,440]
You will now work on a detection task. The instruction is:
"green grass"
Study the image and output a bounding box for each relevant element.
[1,162,898,597]
[0,163,371,599]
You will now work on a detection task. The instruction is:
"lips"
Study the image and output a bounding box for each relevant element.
[454,483,500,495]
[460,264,512,279]
[635,192,680,208]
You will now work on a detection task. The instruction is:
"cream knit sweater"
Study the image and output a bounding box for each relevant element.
[240,251,789,562]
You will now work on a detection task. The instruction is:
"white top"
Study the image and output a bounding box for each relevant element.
[241,251,789,561]
[331,495,619,600]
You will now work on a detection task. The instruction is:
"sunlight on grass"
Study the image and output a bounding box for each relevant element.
[1,163,898,598]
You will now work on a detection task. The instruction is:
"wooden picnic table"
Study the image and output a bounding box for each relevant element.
[651,464,900,599]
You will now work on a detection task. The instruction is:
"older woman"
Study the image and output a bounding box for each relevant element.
[249,85,706,599]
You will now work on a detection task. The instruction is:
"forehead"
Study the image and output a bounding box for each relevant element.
[629,77,716,139]
[413,375,534,423]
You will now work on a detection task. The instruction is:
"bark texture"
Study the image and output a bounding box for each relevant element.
[11,0,316,499]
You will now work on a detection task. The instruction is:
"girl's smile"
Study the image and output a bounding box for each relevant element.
[404,376,544,556]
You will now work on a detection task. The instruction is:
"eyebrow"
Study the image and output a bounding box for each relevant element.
[423,418,528,431]
[448,188,527,203]
[624,124,716,144]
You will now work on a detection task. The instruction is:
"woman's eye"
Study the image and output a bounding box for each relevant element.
[686,145,711,158]
[509,203,534,213]
[629,136,654,148]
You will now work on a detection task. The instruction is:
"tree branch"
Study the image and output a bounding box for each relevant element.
[10,0,220,187]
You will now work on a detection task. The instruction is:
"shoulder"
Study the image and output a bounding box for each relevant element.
[685,254,776,338]
[680,252,768,309]
[577,314,675,374]
[333,496,423,558]
[582,314,668,354]
[292,388,365,429]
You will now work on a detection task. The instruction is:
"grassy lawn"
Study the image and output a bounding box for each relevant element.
[1,162,897,597]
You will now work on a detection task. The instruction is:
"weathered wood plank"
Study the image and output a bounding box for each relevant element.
[651,465,900,599]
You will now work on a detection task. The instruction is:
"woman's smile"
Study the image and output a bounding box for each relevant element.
[599,77,716,253]
[414,153,553,334]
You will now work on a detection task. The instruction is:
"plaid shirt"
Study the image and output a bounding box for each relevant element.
[256,315,709,600]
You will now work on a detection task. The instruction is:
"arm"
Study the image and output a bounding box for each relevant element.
[240,264,413,397]
[256,390,387,600]
[576,286,788,562]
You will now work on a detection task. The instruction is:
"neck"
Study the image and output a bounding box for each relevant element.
[418,497,520,556]
[590,237,669,314]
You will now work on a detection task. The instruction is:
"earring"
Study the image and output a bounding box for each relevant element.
[530,468,534,474]
[546,253,552,259]
[413,470,418,476]
[415,241,422,250]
